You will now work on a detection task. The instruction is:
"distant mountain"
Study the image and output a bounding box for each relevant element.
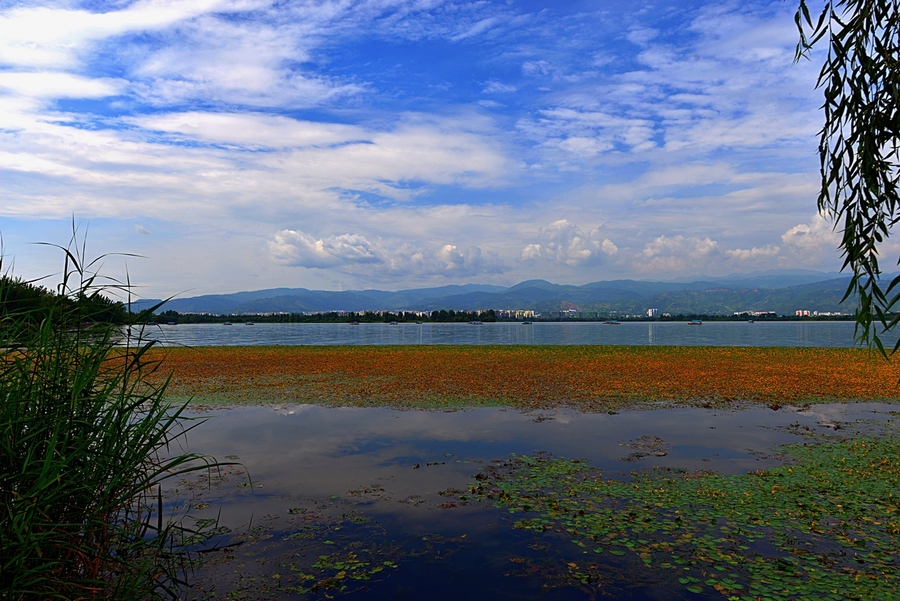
[131,283,507,314]
[131,271,864,317]
[673,269,844,290]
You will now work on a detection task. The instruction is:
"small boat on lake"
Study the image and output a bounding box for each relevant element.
[223,321,232,325]
[602,320,620,325]
[522,321,532,325]
[688,320,702,325]
[245,321,255,326]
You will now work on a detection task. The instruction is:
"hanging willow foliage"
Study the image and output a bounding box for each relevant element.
[795,0,900,353]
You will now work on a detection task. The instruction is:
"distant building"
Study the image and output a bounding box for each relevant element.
[734,310,778,318]
[496,309,536,319]
[647,308,659,317]
[796,310,811,317]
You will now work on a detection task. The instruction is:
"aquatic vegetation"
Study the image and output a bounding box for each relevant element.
[151,345,899,410]
[465,428,900,600]
[183,486,462,601]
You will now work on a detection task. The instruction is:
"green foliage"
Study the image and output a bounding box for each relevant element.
[795,0,900,352]
[0,239,227,599]
[469,428,900,600]
[0,276,57,319]
[0,274,127,331]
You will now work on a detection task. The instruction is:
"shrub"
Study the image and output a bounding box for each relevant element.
[1,240,222,599]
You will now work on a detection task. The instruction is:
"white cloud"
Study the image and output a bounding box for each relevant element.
[270,229,507,279]
[781,214,841,257]
[482,80,517,94]
[521,219,617,267]
[517,2,819,174]
[0,1,847,295]
[518,108,656,157]
[263,118,511,195]
[636,235,718,273]
[269,230,380,268]
[0,72,124,98]
[127,111,364,149]
[522,60,552,77]
[725,245,780,261]
[450,17,499,41]
[130,11,364,108]
[0,0,241,69]
[0,109,511,218]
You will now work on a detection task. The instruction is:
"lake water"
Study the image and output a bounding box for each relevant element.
[146,320,894,348]
[176,402,899,600]
[157,320,899,599]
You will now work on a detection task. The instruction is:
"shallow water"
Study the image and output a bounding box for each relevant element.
[172,402,898,600]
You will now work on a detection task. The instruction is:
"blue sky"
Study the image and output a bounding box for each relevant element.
[0,0,857,298]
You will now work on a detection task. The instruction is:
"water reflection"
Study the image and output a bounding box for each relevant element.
[183,403,892,495]
[177,403,897,600]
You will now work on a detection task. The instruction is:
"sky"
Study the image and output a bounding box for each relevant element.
[0,0,863,299]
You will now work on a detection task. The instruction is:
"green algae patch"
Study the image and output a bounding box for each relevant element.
[464,426,900,600]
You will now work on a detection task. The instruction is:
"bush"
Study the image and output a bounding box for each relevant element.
[0,241,222,599]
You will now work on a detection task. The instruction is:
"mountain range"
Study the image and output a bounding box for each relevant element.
[133,270,864,317]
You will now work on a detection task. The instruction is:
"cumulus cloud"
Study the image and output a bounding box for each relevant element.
[269,230,380,269]
[636,235,718,272]
[521,219,617,266]
[270,229,507,279]
[781,214,840,255]
[407,244,502,277]
[725,245,780,261]
[633,232,826,276]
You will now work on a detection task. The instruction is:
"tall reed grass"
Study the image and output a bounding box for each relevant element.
[1,238,225,599]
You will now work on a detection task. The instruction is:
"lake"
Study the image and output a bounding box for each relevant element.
[155,320,900,599]
[147,320,894,348]
[175,402,900,600]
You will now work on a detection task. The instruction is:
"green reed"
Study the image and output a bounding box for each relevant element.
[1,238,226,600]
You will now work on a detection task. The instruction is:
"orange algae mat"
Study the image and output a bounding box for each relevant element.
[148,345,900,410]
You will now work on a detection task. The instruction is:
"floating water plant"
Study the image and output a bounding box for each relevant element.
[465,428,900,600]
[151,345,899,410]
